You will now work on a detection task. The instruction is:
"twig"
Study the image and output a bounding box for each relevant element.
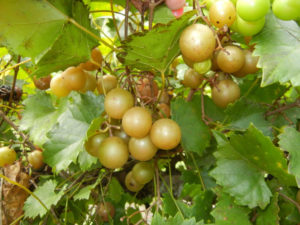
[110,0,122,41]
[0,58,31,75]
[148,0,164,30]
[125,0,130,38]
[278,192,300,214]
[0,109,35,150]
[265,99,300,117]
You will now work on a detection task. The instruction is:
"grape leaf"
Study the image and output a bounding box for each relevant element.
[211,125,296,209]
[43,92,104,172]
[20,92,65,146]
[171,97,210,155]
[256,193,280,225]
[108,177,124,203]
[279,127,300,187]
[211,193,252,225]
[0,0,98,77]
[224,99,272,136]
[154,6,176,24]
[24,180,65,218]
[252,13,300,86]
[152,212,205,225]
[211,131,271,209]
[73,174,103,201]
[118,11,196,72]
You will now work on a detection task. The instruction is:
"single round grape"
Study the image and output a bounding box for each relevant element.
[216,45,245,73]
[137,78,159,103]
[165,0,186,10]
[236,0,270,21]
[157,103,171,118]
[233,50,259,77]
[209,0,236,28]
[211,51,220,71]
[114,129,130,144]
[182,69,203,89]
[104,88,134,119]
[193,59,212,74]
[150,119,181,150]
[79,48,103,71]
[97,202,115,222]
[0,147,17,167]
[272,0,299,21]
[50,75,71,98]
[97,75,118,95]
[125,171,144,192]
[80,73,97,93]
[212,79,240,108]
[129,135,158,161]
[97,137,129,169]
[85,133,108,157]
[182,55,196,68]
[33,75,52,90]
[172,7,184,18]
[236,15,265,36]
[122,107,152,138]
[158,90,171,104]
[61,67,87,91]
[28,150,44,170]
[132,162,154,184]
[180,24,216,62]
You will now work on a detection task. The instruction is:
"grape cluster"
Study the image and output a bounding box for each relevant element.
[84,77,181,192]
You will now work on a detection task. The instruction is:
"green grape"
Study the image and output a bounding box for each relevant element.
[236,15,265,36]
[236,0,270,21]
[272,0,299,20]
[193,59,212,74]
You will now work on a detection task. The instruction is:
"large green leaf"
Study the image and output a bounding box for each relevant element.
[43,92,104,172]
[118,11,196,72]
[211,193,252,225]
[20,92,65,146]
[224,99,272,136]
[252,13,300,86]
[279,127,300,187]
[171,97,210,155]
[24,180,65,219]
[0,0,98,77]
[256,193,280,225]
[210,124,296,209]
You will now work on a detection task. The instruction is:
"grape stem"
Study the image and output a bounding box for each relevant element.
[149,0,164,30]
[110,0,122,41]
[278,192,300,214]
[265,98,300,117]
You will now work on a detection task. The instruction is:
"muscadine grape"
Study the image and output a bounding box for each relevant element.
[104,88,134,119]
[28,150,44,170]
[172,7,184,18]
[129,135,158,161]
[209,0,236,28]
[33,75,52,90]
[180,24,216,62]
[157,103,171,118]
[150,119,181,150]
[0,147,16,167]
[80,73,97,93]
[114,129,130,144]
[132,162,154,184]
[233,50,259,77]
[165,0,186,10]
[236,15,265,36]
[97,202,115,222]
[125,171,144,192]
[61,67,87,91]
[212,79,240,108]
[236,0,270,21]
[122,107,152,138]
[79,48,103,71]
[272,0,299,21]
[137,78,159,103]
[97,137,128,169]
[85,133,107,157]
[193,59,212,74]
[182,69,203,89]
[158,90,171,104]
[50,75,71,98]
[216,45,245,73]
[97,75,117,95]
